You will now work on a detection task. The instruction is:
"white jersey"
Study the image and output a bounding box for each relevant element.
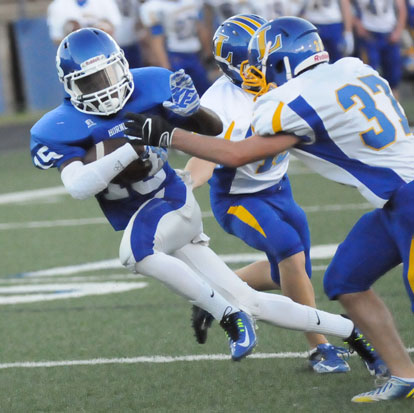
[203,0,303,21]
[203,0,255,22]
[303,0,343,24]
[253,0,306,20]
[47,0,122,43]
[114,0,141,46]
[201,76,289,195]
[353,0,397,33]
[140,0,203,53]
[253,58,414,207]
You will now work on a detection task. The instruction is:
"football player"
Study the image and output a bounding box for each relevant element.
[139,0,211,94]
[186,13,357,374]
[31,27,379,364]
[125,17,414,401]
[353,0,407,99]
[302,0,354,62]
[47,0,122,44]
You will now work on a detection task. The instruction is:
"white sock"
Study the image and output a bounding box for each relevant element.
[135,252,238,320]
[253,292,354,338]
[173,243,355,339]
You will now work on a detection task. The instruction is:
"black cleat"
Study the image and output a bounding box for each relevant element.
[344,325,390,381]
[191,305,214,344]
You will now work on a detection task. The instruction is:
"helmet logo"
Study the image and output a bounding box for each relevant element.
[215,34,233,64]
[81,54,106,69]
[256,27,282,63]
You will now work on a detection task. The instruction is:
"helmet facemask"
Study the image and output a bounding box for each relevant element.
[240,40,276,99]
[241,17,330,99]
[62,51,134,116]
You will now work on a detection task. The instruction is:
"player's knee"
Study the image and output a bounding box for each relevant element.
[119,241,136,272]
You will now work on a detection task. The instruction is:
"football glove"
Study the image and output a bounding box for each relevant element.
[124,113,176,148]
[162,69,200,116]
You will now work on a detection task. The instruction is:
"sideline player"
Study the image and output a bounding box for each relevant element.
[186,13,352,374]
[124,17,414,401]
[139,0,211,94]
[30,27,376,363]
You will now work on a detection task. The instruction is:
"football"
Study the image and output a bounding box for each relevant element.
[83,138,152,184]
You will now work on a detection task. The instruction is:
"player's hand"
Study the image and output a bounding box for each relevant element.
[343,31,354,56]
[162,69,200,117]
[124,113,176,147]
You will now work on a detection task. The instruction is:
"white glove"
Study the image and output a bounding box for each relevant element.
[162,69,200,117]
[344,31,354,56]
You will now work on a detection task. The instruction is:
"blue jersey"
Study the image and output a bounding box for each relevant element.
[30,67,186,230]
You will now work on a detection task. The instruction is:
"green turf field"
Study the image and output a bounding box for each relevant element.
[1,138,414,412]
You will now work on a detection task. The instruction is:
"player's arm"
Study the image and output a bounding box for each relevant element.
[148,33,171,69]
[172,129,299,167]
[139,4,170,68]
[390,0,407,43]
[340,0,354,55]
[58,140,145,200]
[179,106,223,136]
[124,113,300,168]
[184,157,216,189]
[162,69,223,135]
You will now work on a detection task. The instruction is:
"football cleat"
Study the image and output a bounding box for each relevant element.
[344,327,390,380]
[352,376,414,402]
[191,305,214,344]
[220,311,257,361]
[309,343,351,374]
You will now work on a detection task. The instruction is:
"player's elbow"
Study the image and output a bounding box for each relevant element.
[60,161,107,200]
[64,183,93,200]
[224,152,249,168]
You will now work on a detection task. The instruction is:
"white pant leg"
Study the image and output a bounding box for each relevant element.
[119,181,239,320]
[173,243,354,338]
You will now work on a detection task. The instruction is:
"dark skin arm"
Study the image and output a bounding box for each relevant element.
[170,128,300,167]
[178,106,223,136]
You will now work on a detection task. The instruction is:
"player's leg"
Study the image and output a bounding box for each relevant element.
[119,179,256,360]
[358,32,381,70]
[174,241,356,338]
[316,23,344,62]
[348,192,414,401]
[211,179,348,369]
[380,37,402,99]
[235,260,277,291]
[324,208,413,396]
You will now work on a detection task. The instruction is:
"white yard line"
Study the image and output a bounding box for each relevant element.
[1,349,413,369]
[11,246,336,279]
[0,186,67,204]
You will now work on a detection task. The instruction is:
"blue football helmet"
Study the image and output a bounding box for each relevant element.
[241,17,329,97]
[213,14,267,85]
[56,28,134,116]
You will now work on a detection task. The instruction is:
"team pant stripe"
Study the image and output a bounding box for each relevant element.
[227,205,267,238]
[408,236,414,295]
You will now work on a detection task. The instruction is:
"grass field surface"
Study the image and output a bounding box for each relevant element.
[1,123,414,411]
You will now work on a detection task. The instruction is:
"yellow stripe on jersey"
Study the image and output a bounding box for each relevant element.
[224,121,235,140]
[407,388,414,398]
[407,236,414,295]
[227,19,256,35]
[227,205,267,238]
[272,102,284,133]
